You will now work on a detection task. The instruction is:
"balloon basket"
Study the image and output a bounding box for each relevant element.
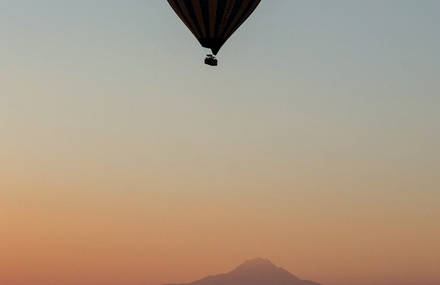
[204,54,218,66]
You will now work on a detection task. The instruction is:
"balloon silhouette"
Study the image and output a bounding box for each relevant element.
[167,0,261,66]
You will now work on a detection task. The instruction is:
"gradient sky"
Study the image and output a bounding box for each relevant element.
[1,1,439,285]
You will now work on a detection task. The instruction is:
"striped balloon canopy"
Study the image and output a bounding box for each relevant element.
[167,0,261,65]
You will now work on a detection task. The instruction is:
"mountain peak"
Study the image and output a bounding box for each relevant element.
[164,258,322,285]
[234,258,278,271]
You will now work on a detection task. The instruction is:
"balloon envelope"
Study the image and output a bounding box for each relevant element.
[168,0,261,55]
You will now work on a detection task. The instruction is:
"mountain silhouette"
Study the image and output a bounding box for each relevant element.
[165,258,321,285]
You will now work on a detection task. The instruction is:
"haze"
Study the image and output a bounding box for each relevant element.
[1,1,439,285]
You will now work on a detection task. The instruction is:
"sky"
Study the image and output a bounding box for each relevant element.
[1,1,439,285]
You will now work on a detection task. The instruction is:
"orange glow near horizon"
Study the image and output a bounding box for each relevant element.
[1,161,439,285]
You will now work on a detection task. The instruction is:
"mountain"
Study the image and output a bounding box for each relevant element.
[165,258,322,285]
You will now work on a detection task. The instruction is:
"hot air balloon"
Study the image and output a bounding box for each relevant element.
[167,0,261,66]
